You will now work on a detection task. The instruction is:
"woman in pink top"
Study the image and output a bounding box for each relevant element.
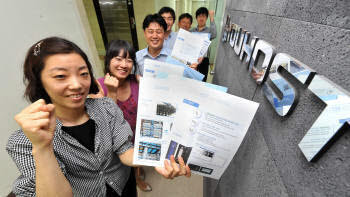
[96,40,152,192]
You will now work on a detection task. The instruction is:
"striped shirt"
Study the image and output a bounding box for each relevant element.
[6,97,134,196]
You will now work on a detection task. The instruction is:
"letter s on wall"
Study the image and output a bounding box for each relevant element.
[262,53,316,116]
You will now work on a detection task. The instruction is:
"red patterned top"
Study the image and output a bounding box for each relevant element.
[98,75,139,142]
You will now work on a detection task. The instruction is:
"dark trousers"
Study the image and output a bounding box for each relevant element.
[106,168,137,197]
[198,57,209,82]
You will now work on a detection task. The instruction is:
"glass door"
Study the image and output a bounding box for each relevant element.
[94,0,139,50]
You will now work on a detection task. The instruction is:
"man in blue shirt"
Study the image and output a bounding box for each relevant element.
[136,14,170,76]
[159,7,177,51]
[136,14,198,77]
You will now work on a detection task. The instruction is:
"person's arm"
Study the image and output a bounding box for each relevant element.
[208,10,217,40]
[14,99,73,197]
[118,147,137,166]
[33,146,73,197]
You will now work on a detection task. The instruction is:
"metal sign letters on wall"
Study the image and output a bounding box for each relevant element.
[221,15,350,162]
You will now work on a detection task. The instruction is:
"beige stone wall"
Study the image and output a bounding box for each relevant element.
[133,0,156,49]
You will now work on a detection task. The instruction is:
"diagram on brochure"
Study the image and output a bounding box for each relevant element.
[133,77,180,167]
[133,59,259,179]
[132,69,227,167]
[166,90,259,179]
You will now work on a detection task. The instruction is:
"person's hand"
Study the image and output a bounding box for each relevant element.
[154,155,191,179]
[88,79,105,99]
[135,74,141,83]
[209,10,215,21]
[198,57,204,64]
[14,99,56,151]
[190,62,199,70]
[104,73,119,95]
[251,69,264,81]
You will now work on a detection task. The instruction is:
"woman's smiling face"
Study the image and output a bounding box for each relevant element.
[109,50,134,80]
[40,53,91,112]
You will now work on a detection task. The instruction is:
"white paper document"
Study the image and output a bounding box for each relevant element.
[133,75,259,180]
[133,67,226,167]
[165,86,259,179]
[171,29,211,64]
[143,59,184,79]
[132,61,185,167]
[132,77,187,167]
[144,59,227,92]
[192,32,211,57]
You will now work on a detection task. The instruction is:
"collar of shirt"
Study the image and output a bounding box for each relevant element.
[55,99,104,136]
[140,46,169,59]
[194,26,209,32]
[165,31,176,40]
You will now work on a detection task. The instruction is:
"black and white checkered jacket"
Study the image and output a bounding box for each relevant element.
[6,98,133,196]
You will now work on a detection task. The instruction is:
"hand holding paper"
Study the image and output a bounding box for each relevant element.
[189,62,198,70]
[155,155,191,179]
[133,60,259,180]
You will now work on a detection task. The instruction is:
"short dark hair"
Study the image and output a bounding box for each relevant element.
[158,7,176,22]
[179,13,193,24]
[23,37,99,103]
[142,14,167,32]
[104,40,138,76]
[195,7,209,18]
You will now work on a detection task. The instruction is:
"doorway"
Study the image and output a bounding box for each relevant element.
[93,0,139,51]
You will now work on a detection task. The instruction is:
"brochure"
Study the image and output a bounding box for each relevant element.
[132,60,259,179]
[171,28,211,64]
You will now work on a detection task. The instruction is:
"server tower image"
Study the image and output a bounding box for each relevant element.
[156,102,176,117]
[140,119,163,139]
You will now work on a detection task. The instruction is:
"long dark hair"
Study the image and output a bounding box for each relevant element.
[23,37,99,103]
[104,40,138,76]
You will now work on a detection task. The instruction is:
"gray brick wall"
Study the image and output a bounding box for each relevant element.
[204,0,350,196]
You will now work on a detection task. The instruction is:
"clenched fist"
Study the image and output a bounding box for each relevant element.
[14,99,56,150]
[104,73,119,98]
[209,10,215,21]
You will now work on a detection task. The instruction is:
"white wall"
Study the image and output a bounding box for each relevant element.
[0,0,102,195]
